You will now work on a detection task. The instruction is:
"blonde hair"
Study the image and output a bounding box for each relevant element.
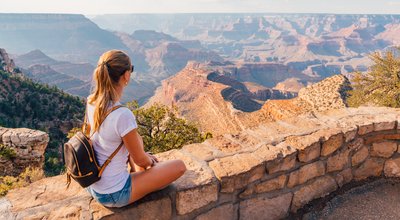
[88,50,131,132]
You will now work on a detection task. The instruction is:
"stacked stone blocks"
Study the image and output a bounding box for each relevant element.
[2,107,400,220]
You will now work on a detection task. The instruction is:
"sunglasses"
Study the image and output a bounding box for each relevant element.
[130,65,134,73]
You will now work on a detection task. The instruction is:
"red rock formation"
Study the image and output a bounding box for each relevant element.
[146,62,351,136]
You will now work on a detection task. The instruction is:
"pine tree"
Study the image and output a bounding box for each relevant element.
[348,49,400,107]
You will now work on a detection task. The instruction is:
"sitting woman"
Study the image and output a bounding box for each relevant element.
[86,50,186,208]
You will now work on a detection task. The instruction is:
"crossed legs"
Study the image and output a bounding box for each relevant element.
[127,159,186,204]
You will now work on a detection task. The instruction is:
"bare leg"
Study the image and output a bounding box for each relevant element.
[128,159,186,203]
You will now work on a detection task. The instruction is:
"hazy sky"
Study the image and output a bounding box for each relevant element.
[1,0,400,14]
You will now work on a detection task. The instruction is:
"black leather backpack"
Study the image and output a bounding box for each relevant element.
[64,105,123,188]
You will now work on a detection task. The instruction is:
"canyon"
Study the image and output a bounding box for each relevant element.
[146,62,351,136]
[1,14,399,104]
[93,14,400,75]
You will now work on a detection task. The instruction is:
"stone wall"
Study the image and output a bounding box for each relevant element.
[1,107,400,219]
[0,127,49,176]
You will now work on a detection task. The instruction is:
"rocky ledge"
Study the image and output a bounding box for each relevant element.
[0,127,48,176]
[1,107,400,219]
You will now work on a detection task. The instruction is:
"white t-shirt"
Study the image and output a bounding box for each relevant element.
[86,100,138,194]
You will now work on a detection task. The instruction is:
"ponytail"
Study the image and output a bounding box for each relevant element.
[88,50,131,132]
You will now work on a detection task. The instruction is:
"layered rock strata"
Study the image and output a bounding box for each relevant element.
[0,127,49,176]
[147,62,351,136]
[2,107,400,219]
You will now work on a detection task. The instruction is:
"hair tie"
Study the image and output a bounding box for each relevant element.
[98,61,109,68]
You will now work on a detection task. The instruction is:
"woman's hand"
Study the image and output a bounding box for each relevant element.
[146,152,158,167]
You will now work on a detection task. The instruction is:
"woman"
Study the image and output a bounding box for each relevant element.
[86,50,186,208]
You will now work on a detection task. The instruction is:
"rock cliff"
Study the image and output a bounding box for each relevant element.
[0,127,49,176]
[0,48,16,73]
[252,74,352,121]
[2,106,400,219]
[146,62,352,136]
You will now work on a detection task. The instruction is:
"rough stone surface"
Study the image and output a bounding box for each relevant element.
[371,141,397,158]
[374,121,396,131]
[253,142,297,175]
[335,168,353,187]
[176,183,219,215]
[351,146,369,167]
[157,150,218,214]
[255,175,287,194]
[0,127,49,176]
[327,149,350,172]
[195,203,237,220]
[287,161,325,188]
[291,176,338,212]
[364,133,400,145]
[298,143,321,163]
[5,175,91,219]
[344,129,357,142]
[321,133,344,157]
[354,158,385,181]
[384,158,400,177]
[347,138,364,152]
[209,153,264,193]
[240,193,293,220]
[182,143,220,162]
[285,135,321,163]
[100,197,172,220]
[358,124,374,135]
[267,155,297,174]
[240,175,287,197]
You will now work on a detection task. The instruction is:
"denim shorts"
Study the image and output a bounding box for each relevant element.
[87,175,132,208]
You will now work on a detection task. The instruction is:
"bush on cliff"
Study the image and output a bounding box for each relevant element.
[0,167,44,196]
[0,144,17,160]
[68,101,212,154]
[127,101,212,153]
[348,49,400,107]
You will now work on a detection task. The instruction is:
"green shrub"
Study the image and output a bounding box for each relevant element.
[348,49,400,107]
[0,167,44,196]
[0,144,17,160]
[128,101,212,153]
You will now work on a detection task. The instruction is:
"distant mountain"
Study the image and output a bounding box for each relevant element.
[1,13,224,104]
[0,13,128,64]
[25,64,90,97]
[92,14,400,77]
[116,30,223,79]
[15,50,94,81]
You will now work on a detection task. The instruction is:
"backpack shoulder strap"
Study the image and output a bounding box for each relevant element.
[98,141,124,177]
[82,104,91,137]
[89,105,123,138]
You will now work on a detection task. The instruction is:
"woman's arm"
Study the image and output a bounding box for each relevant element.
[122,128,153,168]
